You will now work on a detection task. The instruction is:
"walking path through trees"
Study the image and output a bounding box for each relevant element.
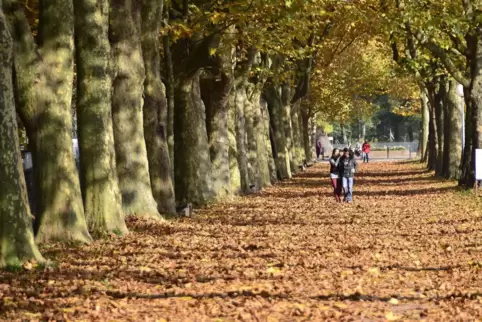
[2,162,482,320]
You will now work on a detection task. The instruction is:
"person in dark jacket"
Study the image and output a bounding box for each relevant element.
[329,148,342,202]
[338,148,358,203]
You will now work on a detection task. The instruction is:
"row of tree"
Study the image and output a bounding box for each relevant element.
[374,0,479,184]
[0,0,369,267]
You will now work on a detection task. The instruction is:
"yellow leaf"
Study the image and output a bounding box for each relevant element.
[385,311,401,321]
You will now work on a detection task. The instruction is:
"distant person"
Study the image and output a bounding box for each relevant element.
[355,141,362,157]
[338,148,358,203]
[316,139,322,160]
[362,140,371,163]
[329,148,342,202]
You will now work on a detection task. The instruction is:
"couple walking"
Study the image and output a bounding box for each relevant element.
[329,148,358,203]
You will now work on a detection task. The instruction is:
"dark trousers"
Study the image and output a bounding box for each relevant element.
[331,178,342,202]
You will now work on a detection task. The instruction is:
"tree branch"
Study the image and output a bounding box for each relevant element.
[413,32,470,87]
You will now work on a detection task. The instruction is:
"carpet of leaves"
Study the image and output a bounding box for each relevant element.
[2,161,482,321]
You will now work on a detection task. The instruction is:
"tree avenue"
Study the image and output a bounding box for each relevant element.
[0,0,480,266]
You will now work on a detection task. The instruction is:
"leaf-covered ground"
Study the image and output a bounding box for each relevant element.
[2,161,482,321]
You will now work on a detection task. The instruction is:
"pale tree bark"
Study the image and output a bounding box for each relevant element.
[110,0,161,219]
[281,83,296,173]
[300,103,311,162]
[174,72,215,205]
[5,0,91,243]
[141,0,176,214]
[162,5,174,168]
[420,86,430,162]
[432,78,445,176]
[251,87,271,187]
[291,102,304,168]
[0,7,44,267]
[228,92,241,193]
[427,88,438,171]
[234,84,250,193]
[203,49,233,199]
[74,0,127,235]
[261,98,277,184]
[445,79,463,179]
[264,84,291,180]
[244,84,261,189]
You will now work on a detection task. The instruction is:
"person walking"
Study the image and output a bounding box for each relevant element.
[362,139,371,163]
[316,139,322,160]
[329,148,342,202]
[338,148,358,203]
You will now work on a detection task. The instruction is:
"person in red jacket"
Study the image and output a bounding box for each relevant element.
[362,140,370,163]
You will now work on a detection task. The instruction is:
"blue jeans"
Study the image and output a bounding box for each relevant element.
[342,177,354,202]
[363,152,369,162]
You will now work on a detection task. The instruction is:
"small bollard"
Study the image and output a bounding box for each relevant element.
[387,146,390,159]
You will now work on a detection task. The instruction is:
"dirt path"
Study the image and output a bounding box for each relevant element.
[2,161,482,321]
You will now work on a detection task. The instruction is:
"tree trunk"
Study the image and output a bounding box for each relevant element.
[291,102,304,168]
[141,0,176,215]
[261,98,277,184]
[204,56,233,199]
[419,86,430,162]
[442,79,451,177]
[301,106,311,162]
[5,0,91,244]
[427,89,438,171]
[162,16,175,169]
[281,84,295,173]
[228,91,241,193]
[233,85,250,193]
[74,0,128,235]
[244,84,261,190]
[0,8,44,267]
[264,85,291,180]
[445,79,463,179]
[433,79,445,176]
[174,73,215,205]
[341,123,347,145]
[252,89,271,187]
[460,86,474,186]
[34,0,91,243]
[110,0,161,219]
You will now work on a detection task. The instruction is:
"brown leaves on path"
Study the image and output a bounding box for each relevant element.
[2,161,482,321]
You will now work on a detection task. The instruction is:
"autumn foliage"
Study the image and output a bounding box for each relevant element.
[1,162,481,320]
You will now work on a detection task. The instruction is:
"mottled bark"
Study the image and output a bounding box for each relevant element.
[459,86,474,186]
[174,73,215,205]
[162,10,174,168]
[203,53,233,199]
[110,0,160,219]
[74,0,127,235]
[228,92,241,193]
[445,79,463,179]
[244,84,260,189]
[291,102,304,167]
[427,88,438,171]
[264,85,291,180]
[281,84,295,173]
[432,79,445,176]
[35,0,91,243]
[252,90,271,187]
[0,7,43,266]
[300,105,311,162]
[141,0,176,214]
[234,85,250,193]
[420,86,430,162]
[262,98,277,184]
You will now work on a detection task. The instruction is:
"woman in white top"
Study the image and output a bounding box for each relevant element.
[329,148,342,202]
